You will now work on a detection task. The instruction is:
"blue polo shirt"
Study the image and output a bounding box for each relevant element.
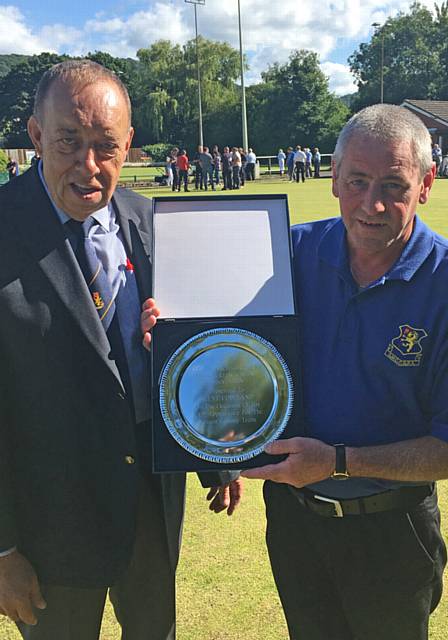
[292,216,448,498]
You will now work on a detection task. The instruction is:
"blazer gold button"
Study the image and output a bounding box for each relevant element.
[125,456,135,465]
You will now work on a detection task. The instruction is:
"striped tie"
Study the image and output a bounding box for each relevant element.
[67,217,116,331]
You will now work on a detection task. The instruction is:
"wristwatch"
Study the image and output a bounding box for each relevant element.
[331,444,350,480]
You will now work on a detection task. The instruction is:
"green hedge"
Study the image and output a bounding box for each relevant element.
[141,143,172,163]
[0,148,8,172]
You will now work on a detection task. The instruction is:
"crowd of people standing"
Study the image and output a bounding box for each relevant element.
[278,145,321,182]
[165,145,257,192]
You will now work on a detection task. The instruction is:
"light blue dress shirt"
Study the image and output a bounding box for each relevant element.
[37,161,127,299]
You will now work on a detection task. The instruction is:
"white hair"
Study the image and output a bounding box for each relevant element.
[333,104,432,178]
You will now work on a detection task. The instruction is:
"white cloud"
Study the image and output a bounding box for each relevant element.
[86,17,123,35]
[175,0,407,88]
[0,0,440,90]
[39,24,83,52]
[84,3,186,58]
[320,61,357,95]
[0,5,54,54]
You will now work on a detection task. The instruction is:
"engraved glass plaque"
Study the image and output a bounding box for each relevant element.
[159,327,294,463]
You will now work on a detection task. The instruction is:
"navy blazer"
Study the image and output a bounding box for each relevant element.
[0,166,236,587]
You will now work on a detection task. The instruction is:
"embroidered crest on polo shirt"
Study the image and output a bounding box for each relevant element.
[385,325,428,367]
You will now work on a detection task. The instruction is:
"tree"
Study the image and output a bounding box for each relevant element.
[0,52,66,147]
[349,2,446,110]
[134,38,241,149]
[0,42,348,153]
[0,54,28,79]
[247,50,349,153]
[182,37,242,146]
[436,1,448,99]
[0,51,141,148]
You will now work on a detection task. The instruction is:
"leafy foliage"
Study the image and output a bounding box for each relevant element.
[436,2,448,99]
[0,148,8,172]
[349,2,448,110]
[133,38,241,149]
[248,50,349,153]
[0,41,348,154]
[141,143,173,162]
[0,51,138,148]
[0,54,28,79]
[0,52,67,147]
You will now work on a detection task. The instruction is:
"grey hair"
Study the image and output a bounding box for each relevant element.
[333,104,432,178]
[34,59,131,126]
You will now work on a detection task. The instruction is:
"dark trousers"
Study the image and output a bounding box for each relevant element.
[203,168,215,190]
[313,162,320,178]
[246,163,255,180]
[194,166,203,189]
[264,481,446,640]
[17,478,176,640]
[178,169,189,191]
[232,166,241,189]
[171,167,178,191]
[222,168,232,189]
[295,161,305,182]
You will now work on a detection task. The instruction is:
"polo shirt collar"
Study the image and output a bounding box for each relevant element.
[386,216,435,281]
[317,215,434,284]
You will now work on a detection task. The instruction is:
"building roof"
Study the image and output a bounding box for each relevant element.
[402,100,448,125]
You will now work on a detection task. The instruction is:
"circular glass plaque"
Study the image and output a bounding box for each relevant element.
[159,327,294,463]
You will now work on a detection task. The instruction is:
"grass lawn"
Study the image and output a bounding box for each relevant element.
[1,176,447,639]
[134,173,448,237]
[119,165,165,183]
[1,479,447,640]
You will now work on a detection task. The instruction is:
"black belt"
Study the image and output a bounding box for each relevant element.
[291,484,434,518]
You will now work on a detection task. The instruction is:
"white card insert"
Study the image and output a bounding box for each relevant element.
[153,197,294,318]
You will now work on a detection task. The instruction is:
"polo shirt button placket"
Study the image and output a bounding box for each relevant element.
[339,296,358,344]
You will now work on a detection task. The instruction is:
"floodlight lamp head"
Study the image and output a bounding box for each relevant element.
[185,0,206,4]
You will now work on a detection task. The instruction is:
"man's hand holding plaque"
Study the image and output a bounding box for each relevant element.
[141,298,160,350]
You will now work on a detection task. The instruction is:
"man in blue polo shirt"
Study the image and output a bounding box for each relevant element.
[243,104,448,640]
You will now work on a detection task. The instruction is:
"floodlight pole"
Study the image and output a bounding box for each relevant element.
[237,0,249,150]
[185,0,205,147]
[372,22,385,103]
[380,32,384,103]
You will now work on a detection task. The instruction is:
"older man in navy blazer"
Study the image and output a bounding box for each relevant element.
[0,60,241,640]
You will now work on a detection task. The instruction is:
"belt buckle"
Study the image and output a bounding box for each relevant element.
[313,494,344,517]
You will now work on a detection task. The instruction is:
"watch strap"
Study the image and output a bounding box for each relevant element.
[331,444,350,480]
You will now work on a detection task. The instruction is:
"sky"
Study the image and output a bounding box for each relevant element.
[0,0,435,95]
